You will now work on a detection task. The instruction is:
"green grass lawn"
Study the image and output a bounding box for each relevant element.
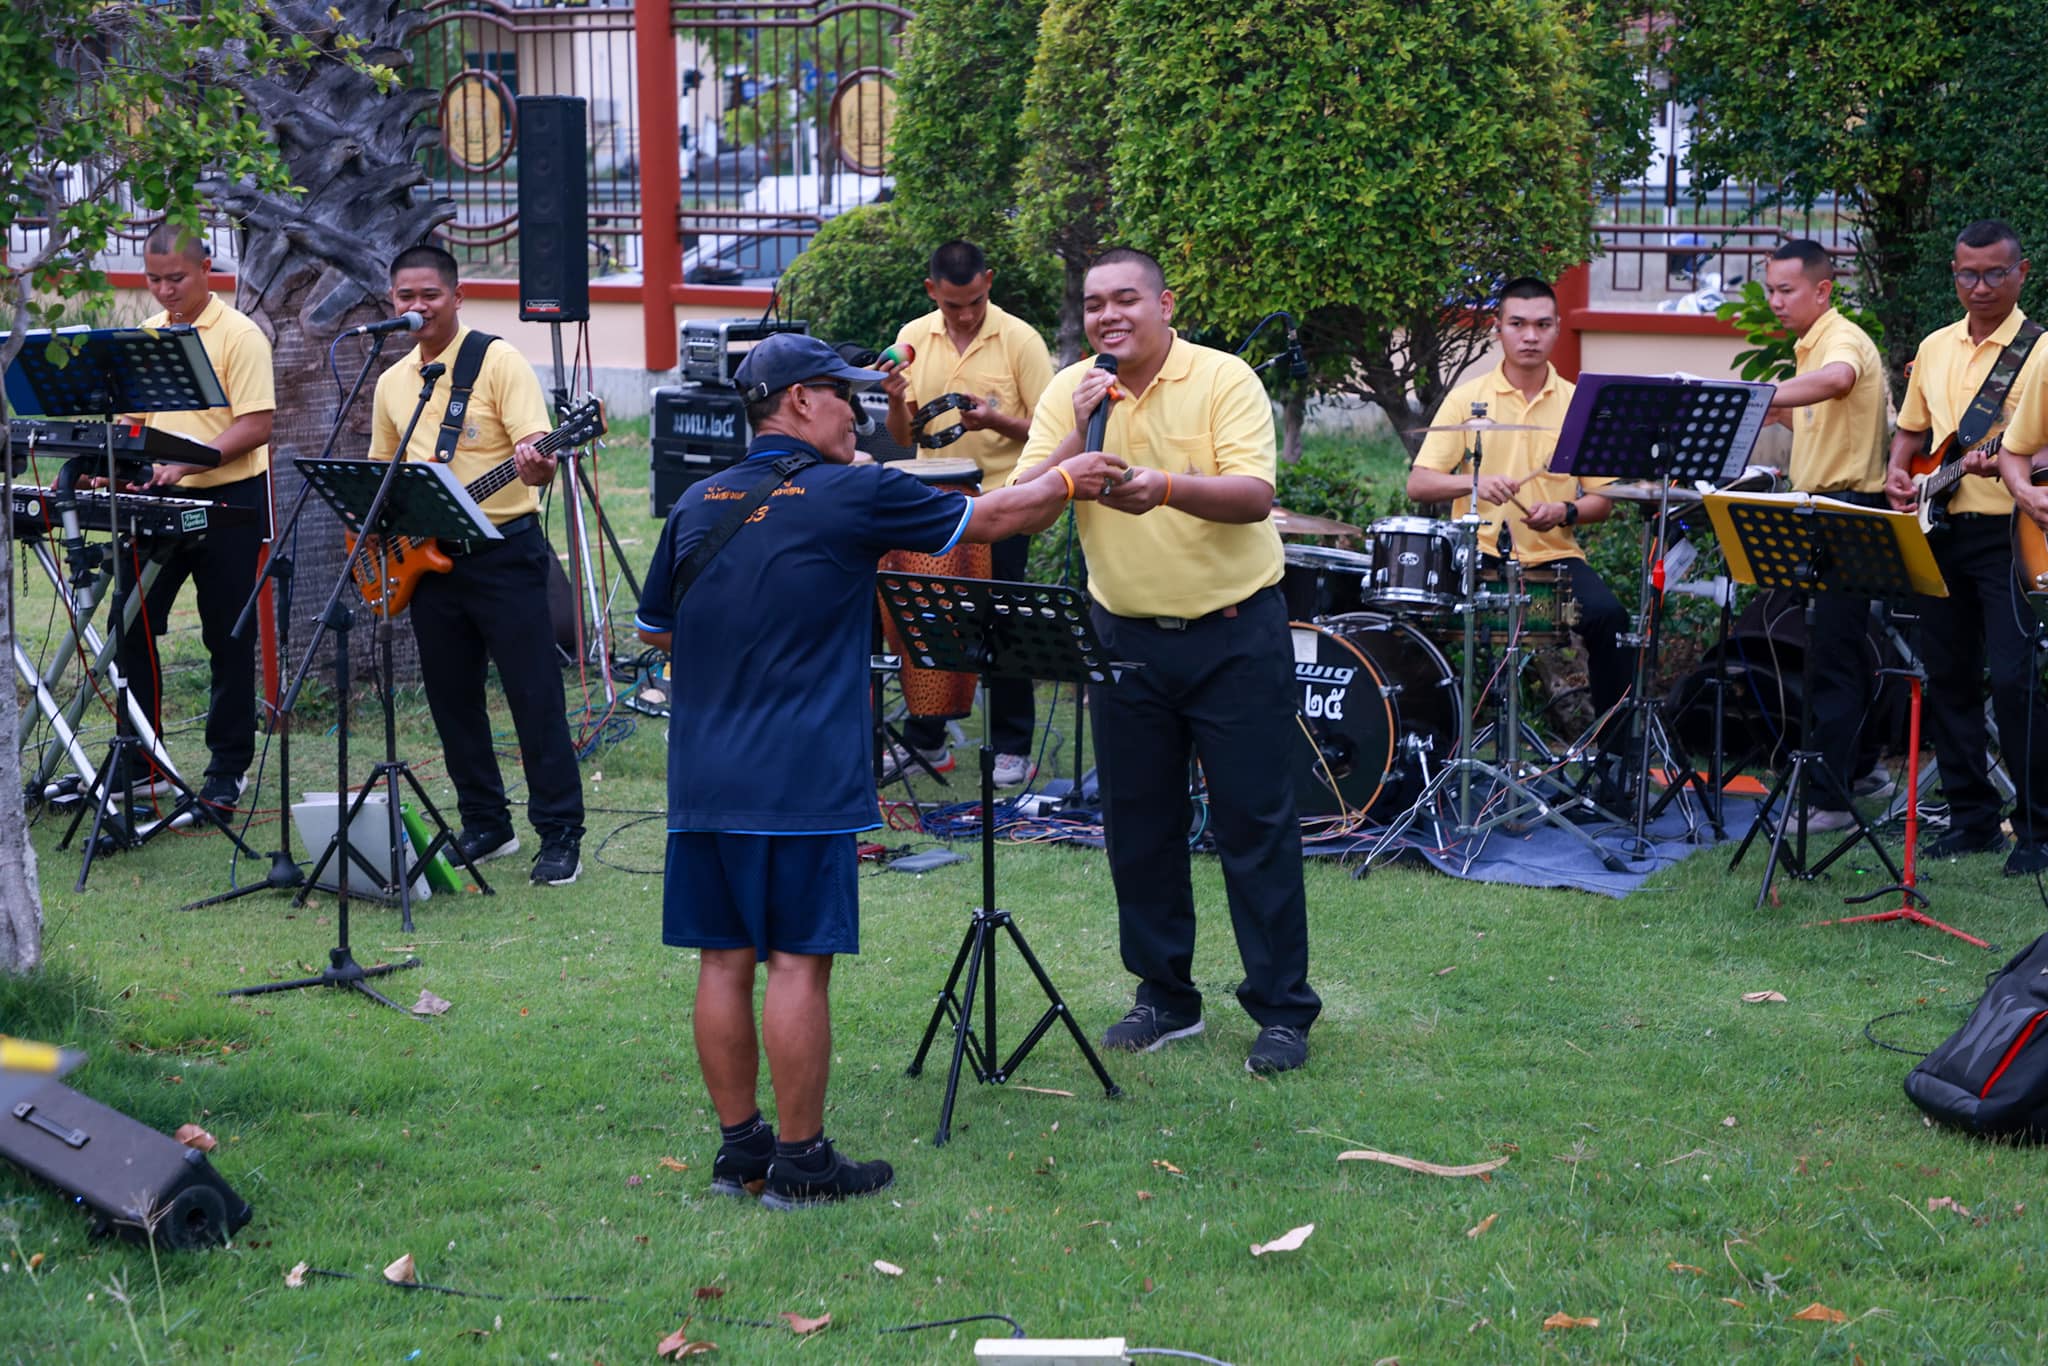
[5,428,2048,1363]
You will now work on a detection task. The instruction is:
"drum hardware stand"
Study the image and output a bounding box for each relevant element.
[1709,493,1926,909]
[544,322,634,706]
[886,572,1125,1147]
[1360,419,1626,876]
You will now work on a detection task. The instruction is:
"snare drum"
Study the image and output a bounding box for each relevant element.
[1281,543,1373,620]
[1289,612,1460,819]
[1472,562,1581,644]
[878,458,990,719]
[1365,517,1462,613]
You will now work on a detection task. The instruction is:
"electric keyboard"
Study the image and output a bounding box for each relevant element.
[9,487,257,540]
[7,419,222,468]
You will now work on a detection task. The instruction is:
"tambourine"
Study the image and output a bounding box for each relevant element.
[912,392,975,449]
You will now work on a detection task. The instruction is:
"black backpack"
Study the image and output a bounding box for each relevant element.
[1905,929,2048,1138]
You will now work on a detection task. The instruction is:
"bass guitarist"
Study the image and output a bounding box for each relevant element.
[1886,219,2048,875]
[366,243,586,886]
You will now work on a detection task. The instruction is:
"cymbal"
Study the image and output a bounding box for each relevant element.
[1271,506,1363,539]
[1406,419,1557,434]
[1598,480,1705,506]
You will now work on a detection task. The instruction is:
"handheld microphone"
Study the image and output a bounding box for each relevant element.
[1284,318,1309,379]
[879,343,915,367]
[1083,354,1119,452]
[342,311,424,338]
[52,456,95,593]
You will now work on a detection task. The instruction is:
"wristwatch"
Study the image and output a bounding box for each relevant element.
[1562,500,1580,527]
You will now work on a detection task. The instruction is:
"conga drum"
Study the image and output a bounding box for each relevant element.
[879,457,990,720]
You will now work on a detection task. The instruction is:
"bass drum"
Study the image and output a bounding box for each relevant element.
[1290,613,1461,819]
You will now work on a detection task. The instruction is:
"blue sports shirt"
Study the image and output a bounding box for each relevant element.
[636,440,972,832]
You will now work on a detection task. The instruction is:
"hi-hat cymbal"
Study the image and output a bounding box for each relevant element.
[1599,480,1705,506]
[1271,506,1363,538]
[1406,419,1557,434]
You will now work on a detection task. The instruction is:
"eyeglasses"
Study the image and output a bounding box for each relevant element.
[1954,266,2018,289]
[798,380,853,404]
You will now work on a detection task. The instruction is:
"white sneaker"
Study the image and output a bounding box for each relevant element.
[1853,763,1896,801]
[992,753,1037,787]
[1799,807,1857,832]
[879,742,954,782]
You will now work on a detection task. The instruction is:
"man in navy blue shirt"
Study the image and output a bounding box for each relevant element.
[636,333,1126,1208]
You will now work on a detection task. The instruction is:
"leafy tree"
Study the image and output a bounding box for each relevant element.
[776,200,931,349]
[1111,0,1648,454]
[1014,0,1117,365]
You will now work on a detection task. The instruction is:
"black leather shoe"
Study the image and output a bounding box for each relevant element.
[1923,826,2010,860]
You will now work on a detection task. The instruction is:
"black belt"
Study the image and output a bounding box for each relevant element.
[1136,585,1276,631]
[1945,511,2013,523]
[442,512,538,555]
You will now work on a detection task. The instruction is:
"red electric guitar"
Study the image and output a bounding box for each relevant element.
[345,396,606,618]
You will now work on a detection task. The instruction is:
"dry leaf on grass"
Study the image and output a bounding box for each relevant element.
[412,989,452,1017]
[1013,1086,1076,1097]
[1791,1302,1848,1324]
[1541,1313,1600,1330]
[658,1156,690,1173]
[382,1253,417,1285]
[284,1261,309,1289]
[873,1260,904,1277]
[781,1311,831,1335]
[1926,1196,1970,1216]
[1668,1262,1706,1275]
[1136,1190,1153,1201]
[1722,1297,1746,1309]
[657,1323,717,1357]
[1151,1159,1184,1176]
[1465,1213,1498,1239]
[1741,990,1789,1004]
[1721,1116,1739,1128]
[174,1123,217,1152]
[1337,1148,1510,1178]
[26,1252,44,1271]
[1250,1223,1314,1256]
[693,1286,726,1300]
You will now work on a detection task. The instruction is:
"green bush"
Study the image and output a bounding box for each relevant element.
[775,201,928,351]
[1714,279,1885,383]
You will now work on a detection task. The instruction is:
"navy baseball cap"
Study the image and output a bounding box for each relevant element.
[734,333,888,402]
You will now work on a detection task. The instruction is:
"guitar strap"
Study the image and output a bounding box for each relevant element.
[668,450,820,617]
[432,330,500,463]
[1952,319,2045,457]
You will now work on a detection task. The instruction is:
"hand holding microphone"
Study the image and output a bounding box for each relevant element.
[1078,353,1120,452]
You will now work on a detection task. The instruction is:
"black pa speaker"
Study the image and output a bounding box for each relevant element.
[516,96,590,324]
[1,1074,251,1248]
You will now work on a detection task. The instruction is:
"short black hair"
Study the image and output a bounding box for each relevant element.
[1086,246,1167,294]
[744,388,789,430]
[142,223,208,263]
[1770,239,1835,281]
[1957,218,2024,257]
[1497,277,1557,308]
[928,240,988,286]
[391,243,461,289]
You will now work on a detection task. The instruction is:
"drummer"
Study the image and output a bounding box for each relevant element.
[1405,277,1631,754]
[878,239,1056,787]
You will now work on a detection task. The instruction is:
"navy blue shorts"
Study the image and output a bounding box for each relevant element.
[662,832,859,960]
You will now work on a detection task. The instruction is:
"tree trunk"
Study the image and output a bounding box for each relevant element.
[204,1,455,682]
[0,493,42,975]
[1280,392,1305,464]
[1056,256,1087,369]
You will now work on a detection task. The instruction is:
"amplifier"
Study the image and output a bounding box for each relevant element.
[680,318,809,385]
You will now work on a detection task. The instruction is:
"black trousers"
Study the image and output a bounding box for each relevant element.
[1917,516,2048,841]
[904,532,1035,755]
[409,525,585,842]
[1090,586,1321,1031]
[1561,558,1630,720]
[116,473,267,780]
[1802,491,1886,807]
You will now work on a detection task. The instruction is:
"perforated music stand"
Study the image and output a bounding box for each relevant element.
[1550,374,1776,846]
[881,572,1125,1147]
[1706,491,1945,909]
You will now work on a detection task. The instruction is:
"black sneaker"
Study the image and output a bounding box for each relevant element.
[198,774,245,811]
[1100,1003,1205,1053]
[759,1139,894,1211]
[530,835,581,886]
[1924,826,2010,860]
[709,1142,773,1199]
[455,827,521,864]
[2006,840,2048,878]
[1246,1024,1310,1075]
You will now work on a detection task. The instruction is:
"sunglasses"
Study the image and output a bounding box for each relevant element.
[798,379,853,404]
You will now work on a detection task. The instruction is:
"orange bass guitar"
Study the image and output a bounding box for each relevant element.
[345,397,606,618]
[2019,457,2048,612]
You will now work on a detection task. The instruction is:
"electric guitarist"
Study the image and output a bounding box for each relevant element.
[1884,219,2048,876]
[366,243,585,886]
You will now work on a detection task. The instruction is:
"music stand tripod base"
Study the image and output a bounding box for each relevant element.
[880,573,1124,1145]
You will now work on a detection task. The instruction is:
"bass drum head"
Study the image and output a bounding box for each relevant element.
[1290,613,1460,819]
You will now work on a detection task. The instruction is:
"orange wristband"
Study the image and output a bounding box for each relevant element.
[1055,465,1076,500]
[1161,471,1172,507]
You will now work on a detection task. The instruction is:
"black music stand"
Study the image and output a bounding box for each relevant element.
[5,328,260,889]
[1550,373,1775,845]
[1706,491,1942,909]
[885,573,1125,1147]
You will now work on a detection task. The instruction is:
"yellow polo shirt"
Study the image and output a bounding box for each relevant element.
[368,325,552,525]
[138,295,274,491]
[1413,363,1613,567]
[1897,310,2045,516]
[1787,306,1888,494]
[1013,333,1282,619]
[1980,318,2048,466]
[891,301,1054,487]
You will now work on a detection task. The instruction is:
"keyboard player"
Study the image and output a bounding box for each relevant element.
[113,226,275,811]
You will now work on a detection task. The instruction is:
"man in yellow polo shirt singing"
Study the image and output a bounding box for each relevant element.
[1012,247,1319,1076]
[1886,220,2048,875]
[878,240,1056,786]
[368,243,585,885]
[118,225,275,811]
[1758,239,1891,828]
[1407,277,1629,773]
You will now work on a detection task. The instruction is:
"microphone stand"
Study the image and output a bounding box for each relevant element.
[183,329,393,910]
